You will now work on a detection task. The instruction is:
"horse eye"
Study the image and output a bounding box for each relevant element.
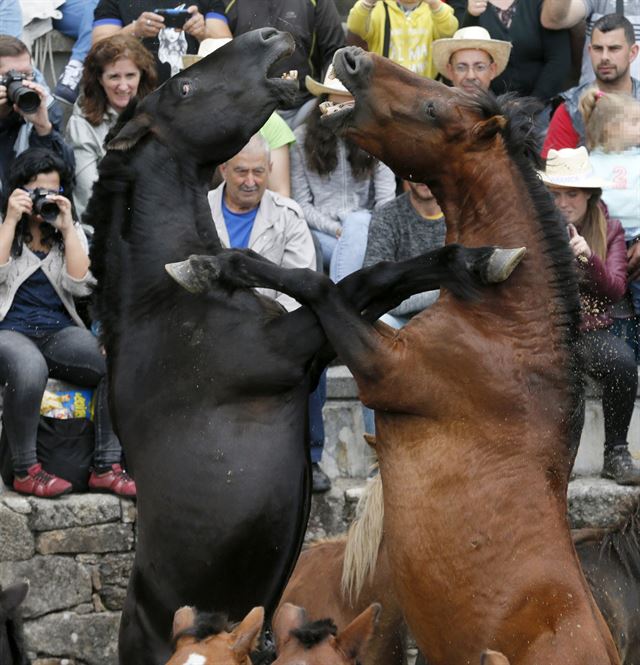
[425,102,436,120]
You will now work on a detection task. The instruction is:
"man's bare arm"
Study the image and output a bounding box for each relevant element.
[541,0,587,29]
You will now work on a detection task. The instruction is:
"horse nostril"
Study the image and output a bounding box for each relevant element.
[259,27,279,44]
[343,48,361,74]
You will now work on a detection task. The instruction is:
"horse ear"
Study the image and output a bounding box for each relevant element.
[230,606,264,659]
[0,582,28,613]
[272,603,306,651]
[335,602,380,661]
[481,649,511,665]
[171,606,196,638]
[108,113,154,151]
[471,115,507,143]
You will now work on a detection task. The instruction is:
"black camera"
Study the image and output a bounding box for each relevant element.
[27,188,59,224]
[154,8,191,28]
[0,70,40,114]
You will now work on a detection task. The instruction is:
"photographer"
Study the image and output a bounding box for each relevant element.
[0,36,75,195]
[92,1,231,81]
[0,148,135,498]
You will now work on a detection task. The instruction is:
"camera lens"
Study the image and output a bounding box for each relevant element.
[34,198,59,223]
[7,81,39,114]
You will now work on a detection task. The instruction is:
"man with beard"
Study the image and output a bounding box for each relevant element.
[543,13,639,156]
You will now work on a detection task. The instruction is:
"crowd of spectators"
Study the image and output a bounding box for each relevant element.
[0,0,638,494]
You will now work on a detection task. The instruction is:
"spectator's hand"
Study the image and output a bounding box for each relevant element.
[467,0,488,16]
[4,188,32,226]
[12,80,51,135]
[184,5,206,41]
[628,242,640,281]
[47,194,74,234]
[426,0,443,9]
[568,223,592,260]
[134,10,165,38]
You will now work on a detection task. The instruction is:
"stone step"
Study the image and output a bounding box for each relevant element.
[324,366,640,479]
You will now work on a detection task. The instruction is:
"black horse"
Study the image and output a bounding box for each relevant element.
[575,509,640,664]
[0,582,29,665]
[88,28,522,663]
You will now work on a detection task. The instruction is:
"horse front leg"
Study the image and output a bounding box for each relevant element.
[166,244,525,385]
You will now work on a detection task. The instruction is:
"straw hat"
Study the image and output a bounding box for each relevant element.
[305,65,351,97]
[539,147,610,189]
[181,37,231,69]
[432,27,512,79]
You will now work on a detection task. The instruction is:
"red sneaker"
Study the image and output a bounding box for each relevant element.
[13,463,72,498]
[88,464,136,498]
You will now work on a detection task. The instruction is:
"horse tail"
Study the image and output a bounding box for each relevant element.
[341,473,384,604]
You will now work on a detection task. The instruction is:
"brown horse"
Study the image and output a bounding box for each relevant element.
[278,536,406,665]
[166,605,264,665]
[167,47,619,664]
[272,602,380,665]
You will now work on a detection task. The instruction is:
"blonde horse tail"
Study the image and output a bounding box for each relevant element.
[341,472,384,604]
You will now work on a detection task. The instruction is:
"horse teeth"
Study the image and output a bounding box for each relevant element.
[281,70,298,81]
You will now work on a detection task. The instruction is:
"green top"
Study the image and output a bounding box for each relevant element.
[259,112,296,150]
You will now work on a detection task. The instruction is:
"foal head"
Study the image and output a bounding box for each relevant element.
[166,605,264,665]
[272,602,380,665]
[0,582,29,665]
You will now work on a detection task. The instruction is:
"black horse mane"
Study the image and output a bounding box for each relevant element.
[171,611,231,647]
[598,501,640,580]
[462,91,584,447]
[291,618,338,648]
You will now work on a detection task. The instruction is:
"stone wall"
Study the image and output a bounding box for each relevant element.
[0,493,135,665]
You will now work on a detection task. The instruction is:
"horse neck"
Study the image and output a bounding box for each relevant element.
[130,140,222,260]
[435,148,578,334]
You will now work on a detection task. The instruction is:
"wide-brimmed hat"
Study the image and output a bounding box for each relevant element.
[181,37,231,69]
[539,147,610,189]
[305,65,351,97]
[432,27,512,79]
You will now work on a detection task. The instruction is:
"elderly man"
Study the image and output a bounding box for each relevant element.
[208,134,331,491]
[542,13,639,156]
[432,25,512,92]
[0,36,74,193]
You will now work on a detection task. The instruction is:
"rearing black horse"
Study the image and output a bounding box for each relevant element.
[88,29,522,664]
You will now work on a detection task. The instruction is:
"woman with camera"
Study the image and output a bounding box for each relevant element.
[66,34,157,218]
[0,148,135,498]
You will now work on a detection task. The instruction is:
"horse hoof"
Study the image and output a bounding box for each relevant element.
[165,259,205,293]
[485,247,526,283]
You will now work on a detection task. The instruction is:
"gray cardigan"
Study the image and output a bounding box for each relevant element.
[290,125,396,237]
[0,223,95,328]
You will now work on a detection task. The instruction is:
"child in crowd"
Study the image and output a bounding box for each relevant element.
[579,89,640,354]
[0,148,135,498]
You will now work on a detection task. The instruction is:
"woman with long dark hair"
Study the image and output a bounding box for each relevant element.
[291,68,396,280]
[541,147,640,485]
[0,148,135,497]
[66,34,157,217]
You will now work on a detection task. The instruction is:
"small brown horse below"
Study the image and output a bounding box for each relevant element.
[165,605,264,665]
[272,602,381,665]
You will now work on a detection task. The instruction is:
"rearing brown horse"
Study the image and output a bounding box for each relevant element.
[170,48,620,664]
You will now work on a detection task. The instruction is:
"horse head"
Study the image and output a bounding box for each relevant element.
[107,28,297,167]
[166,605,264,665]
[272,603,380,665]
[322,46,512,186]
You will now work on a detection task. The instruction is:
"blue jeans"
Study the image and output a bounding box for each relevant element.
[0,0,22,38]
[52,0,99,63]
[308,370,327,464]
[311,210,372,281]
[0,327,122,475]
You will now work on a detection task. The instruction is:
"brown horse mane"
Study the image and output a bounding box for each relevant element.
[171,611,232,647]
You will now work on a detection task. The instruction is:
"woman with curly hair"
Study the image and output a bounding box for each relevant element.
[291,68,396,280]
[0,148,135,497]
[66,34,157,217]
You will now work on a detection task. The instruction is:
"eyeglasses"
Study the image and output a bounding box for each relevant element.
[452,63,491,74]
